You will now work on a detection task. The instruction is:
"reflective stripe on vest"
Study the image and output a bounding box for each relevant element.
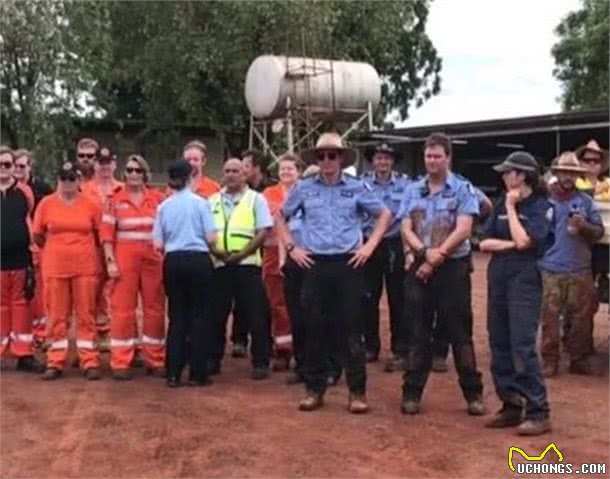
[210,189,261,267]
[117,217,155,229]
[116,231,153,241]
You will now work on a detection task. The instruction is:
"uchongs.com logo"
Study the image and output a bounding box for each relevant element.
[508,443,607,475]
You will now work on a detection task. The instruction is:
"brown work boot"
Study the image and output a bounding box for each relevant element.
[542,361,558,378]
[348,394,369,414]
[485,405,523,428]
[299,392,324,412]
[517,418,552,436]
[42,368,62,380]
[570,356,604,376]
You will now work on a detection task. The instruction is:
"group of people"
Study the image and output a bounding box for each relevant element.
[1,130,607,437]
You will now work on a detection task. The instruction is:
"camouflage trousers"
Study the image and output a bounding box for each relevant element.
[540,270,597,363]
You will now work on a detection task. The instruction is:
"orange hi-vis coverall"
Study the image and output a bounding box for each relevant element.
[32,192,102,370]
[29,245,46,345]
[81,178,124,338]
[1,181,35,357]
[262,184,292,355]
[101,188,166,370]
[164,175,220,199]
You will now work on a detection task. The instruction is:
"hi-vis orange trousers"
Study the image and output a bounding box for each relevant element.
[45,275,100,370]
[1,270,34,357]
[262,246,292,355]
[95,249,111,338]
[109,243,165,370]
[30,249,47,344]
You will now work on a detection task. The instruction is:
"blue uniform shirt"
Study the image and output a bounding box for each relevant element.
[217,187,273,230]
[282,173,385,255]
[399,173,479,259]
[482,192,554,260]
[361,171,410,239]
[153,188,216,253]
[539,191,603,273]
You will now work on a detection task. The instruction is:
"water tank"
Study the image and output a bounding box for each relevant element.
[245,55,381,120]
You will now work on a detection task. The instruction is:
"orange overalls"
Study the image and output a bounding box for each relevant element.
[32,193,102,370]
[262,184,292,356]
[29,244,46,345]
[81,178,124,340]
[1,182,35,358]
[101,188,166,371]
[164,175,220,199]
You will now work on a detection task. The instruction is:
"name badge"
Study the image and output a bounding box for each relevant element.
[340,190,354,198]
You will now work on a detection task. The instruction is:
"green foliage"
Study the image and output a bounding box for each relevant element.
[552,0,609,111]
[103,0,441,139]
[0,0,112,174]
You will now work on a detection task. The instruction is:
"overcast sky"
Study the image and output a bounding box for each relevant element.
[400,0,581,127]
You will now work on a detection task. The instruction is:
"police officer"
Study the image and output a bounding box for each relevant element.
[399,132,485,416]
[480,151,553,436]
[278,132,392,414]
[361,143,410,372]
[208,158,273,380]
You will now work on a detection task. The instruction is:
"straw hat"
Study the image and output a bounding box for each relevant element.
[301,132,357,167]
[550,151,587,174]
[575,139,609,172]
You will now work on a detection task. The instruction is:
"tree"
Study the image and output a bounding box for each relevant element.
[0,0,112,172]
[102,0,441,145]
[552,0,609,111]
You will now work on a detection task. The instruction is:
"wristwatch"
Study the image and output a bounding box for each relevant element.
[286,243,296,253]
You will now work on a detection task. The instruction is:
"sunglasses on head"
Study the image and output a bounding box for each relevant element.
[0,161,14,169]
[77,153,96,160]
[315,151,339,161]
[125,166,144,174]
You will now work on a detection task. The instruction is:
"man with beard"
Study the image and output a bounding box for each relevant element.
[539,152,604,377]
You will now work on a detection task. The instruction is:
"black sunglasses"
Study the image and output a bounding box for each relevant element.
[125,167,144,174]
[316,151,339,161]
[59,173,78,182]
[77,153,96,160]
[0,161,14,169]
[581,156,601,165]
[14,164,28,170]
[96,158,113,165]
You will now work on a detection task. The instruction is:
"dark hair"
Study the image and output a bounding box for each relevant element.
[241,149,265,169]
[424,132,452,157]
[167,159,192,191]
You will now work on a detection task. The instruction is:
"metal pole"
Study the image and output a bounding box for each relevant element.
[249,115,254,149]
[367,101,374,130]
[555,127,560,158]
[286,96,294,152]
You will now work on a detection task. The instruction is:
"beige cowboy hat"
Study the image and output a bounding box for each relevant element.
[551,151,588,174]
[575,139,609,172]
[301,132,357,167]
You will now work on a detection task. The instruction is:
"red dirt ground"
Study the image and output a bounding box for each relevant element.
[1,253,608,478]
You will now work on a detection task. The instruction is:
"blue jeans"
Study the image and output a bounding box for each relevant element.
[487,256,550,420]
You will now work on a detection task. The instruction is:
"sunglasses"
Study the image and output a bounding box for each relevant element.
[315,151,339,162]
[77,153,96,160]
[125,167,144,174]
[59,174,79,182]
[96,158,113,165]
[14,164,28,170]
[581,156,601,165]
[0,161,14,169]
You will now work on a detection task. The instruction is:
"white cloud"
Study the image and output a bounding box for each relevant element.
[400,0,582,127]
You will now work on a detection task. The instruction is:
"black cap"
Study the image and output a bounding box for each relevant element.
[493,151,539,173]
[367,142,397,162]
[57,161,81,179]
[97,146,116,163]
[167,159,192,181]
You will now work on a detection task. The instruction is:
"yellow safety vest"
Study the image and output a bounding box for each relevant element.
[210,189,261,267]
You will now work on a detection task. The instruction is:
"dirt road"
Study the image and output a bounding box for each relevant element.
[1,254,608,478]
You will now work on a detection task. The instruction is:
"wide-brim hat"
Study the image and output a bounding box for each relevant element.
[301,132,357,167]
[551,151,588,174]
[493,151,539,174]
[575,139,609,172]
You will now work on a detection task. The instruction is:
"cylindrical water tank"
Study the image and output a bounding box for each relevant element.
[245,55,381,120]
